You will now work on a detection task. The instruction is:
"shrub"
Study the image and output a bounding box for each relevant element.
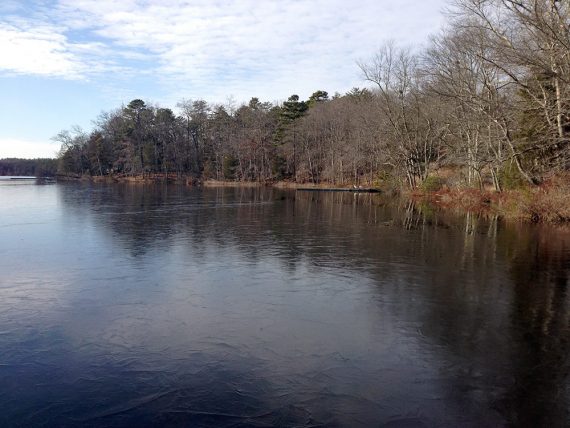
[373,170,401,194]
[499,163,526,190]
[525,177,570,222]
[420,175,444,192]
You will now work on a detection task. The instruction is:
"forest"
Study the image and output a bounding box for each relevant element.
[0,158,58,177]
[56,0,570,192]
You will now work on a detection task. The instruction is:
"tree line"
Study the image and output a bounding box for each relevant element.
[0,158,58,177]
[57,0,570,190]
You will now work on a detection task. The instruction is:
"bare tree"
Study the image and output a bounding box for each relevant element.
[359,43,446,187]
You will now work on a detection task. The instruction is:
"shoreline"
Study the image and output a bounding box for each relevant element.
[409,180,570,224]
[54,173,570,224]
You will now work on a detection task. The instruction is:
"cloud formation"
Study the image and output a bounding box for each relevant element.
[0,23,84,79]
[0,0,447,101]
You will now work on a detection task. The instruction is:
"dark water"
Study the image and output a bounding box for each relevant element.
[0,183,569,427]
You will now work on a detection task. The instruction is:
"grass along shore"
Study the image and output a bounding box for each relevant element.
[55,172,570,223]
[410,174,570,223]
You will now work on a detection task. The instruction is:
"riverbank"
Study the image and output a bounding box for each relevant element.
[55,173,570,223]
[57,173,190,184]
[56,173,374,189]
[411,174,570,223]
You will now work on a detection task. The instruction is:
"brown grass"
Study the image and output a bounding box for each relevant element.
[202,179,265,187]
[508,174,570,222]
[412,174,570,223]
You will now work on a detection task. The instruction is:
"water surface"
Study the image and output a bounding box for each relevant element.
[0,183,569,427]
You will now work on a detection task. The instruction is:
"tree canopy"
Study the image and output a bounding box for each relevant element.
[56,0,570,189]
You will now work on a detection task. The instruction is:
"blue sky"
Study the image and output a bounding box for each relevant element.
[0,0,448,158]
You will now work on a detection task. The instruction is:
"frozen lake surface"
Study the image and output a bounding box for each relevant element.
[0,182,569,427]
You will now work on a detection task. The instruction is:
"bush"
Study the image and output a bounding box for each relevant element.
[499,163,526,190]
[524,176,570,222]
[420,175,444,192]
[373,170,401,193]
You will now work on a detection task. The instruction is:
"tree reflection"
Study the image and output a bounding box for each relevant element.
[55,184,570,425]
[499,226,570,426]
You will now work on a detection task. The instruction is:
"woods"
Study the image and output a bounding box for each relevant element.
[57,0,570,191]
[0,158,57,177]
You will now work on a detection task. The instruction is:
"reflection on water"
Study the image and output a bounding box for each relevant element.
[0,183,569,427]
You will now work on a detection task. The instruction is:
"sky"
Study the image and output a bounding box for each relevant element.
[0,0,448,158]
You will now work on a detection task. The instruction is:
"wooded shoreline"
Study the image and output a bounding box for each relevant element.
[5,1,567,224]
[52,1,570,221]
[53,172,570,224]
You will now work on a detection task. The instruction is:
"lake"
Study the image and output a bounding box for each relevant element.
[0,182,569,427]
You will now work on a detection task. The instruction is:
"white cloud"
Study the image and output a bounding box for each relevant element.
[0,138,60,159]
[0,23,86,79]
[0,0,448,100]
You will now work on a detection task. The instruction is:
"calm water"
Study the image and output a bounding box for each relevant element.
[0,182,569,427]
